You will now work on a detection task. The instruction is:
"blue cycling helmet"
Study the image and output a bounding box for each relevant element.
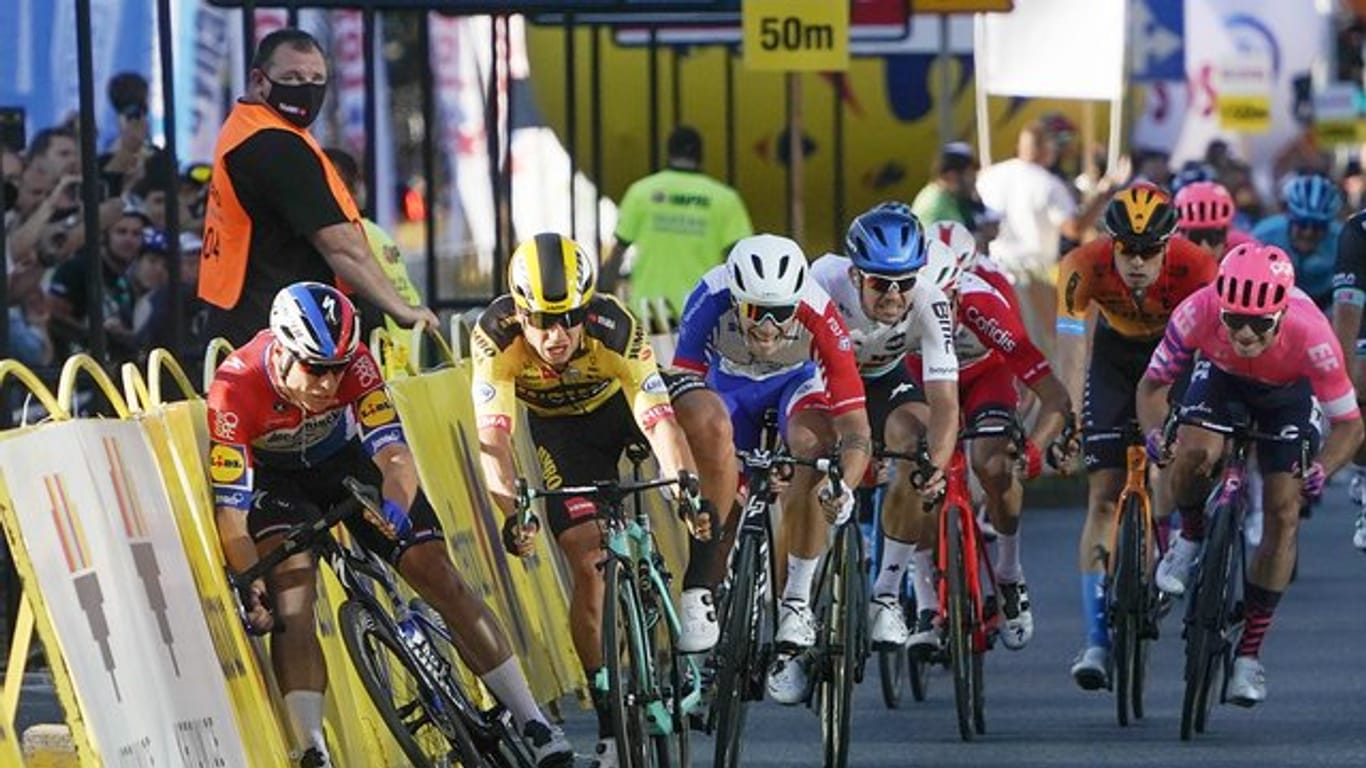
[844,206,929,275]
[1281,173,1342,223]
[873,200,914,218]
[1170,162,1217,194]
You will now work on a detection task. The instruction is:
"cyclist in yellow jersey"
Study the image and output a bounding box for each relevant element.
[472,233,723,768]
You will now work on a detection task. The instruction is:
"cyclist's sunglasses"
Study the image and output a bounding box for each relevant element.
[295,356,350,376]
[1220,310,1281,336]
[1115,241,1164,261]
[860,271,917,294]
[737,300,798,326]
[1289,218,1328,233]
[1183,228,1226,247]
[522,306,589,330]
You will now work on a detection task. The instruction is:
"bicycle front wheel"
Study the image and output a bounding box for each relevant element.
[946,505,975,742]
[604,560,655,768]
[645,568,689,768]
[711,533,761,768]
[819,524,863,768]
[1180,501,1236,740]
[337,600,487,768]
[1113,493,1145,727]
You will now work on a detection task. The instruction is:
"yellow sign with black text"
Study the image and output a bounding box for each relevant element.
[1217,95,1271,133]
[743,0,849,72]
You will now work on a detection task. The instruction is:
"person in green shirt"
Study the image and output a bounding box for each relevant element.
[911,142,978,227]
[602,126,753,325]
[323,148,423,340]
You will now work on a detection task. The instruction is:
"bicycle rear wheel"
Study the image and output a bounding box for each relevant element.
[1112,494,1144,727]
[645,569,689,768]
[338,600,487,768]
[604,560,654,768]
[946,505,975,742]
[819,525,862,768]
[711,533,761,768]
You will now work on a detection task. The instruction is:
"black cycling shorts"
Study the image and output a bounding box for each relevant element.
[862,364,925,447]
[1082,323,1161,472]
[249,441,444,564]
[661,368,709,401]
[528,390,650,538]
[1180,359,1320,474]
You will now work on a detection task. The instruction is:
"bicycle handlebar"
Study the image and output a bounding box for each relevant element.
[230,476,374,589]
[514,475,681,522]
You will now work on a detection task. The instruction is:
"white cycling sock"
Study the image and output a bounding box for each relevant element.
[480,656,545,732]
[911,548,937,616]
[873,538,916,598]
[783,555,820,603]
[283,689,328,757]
[995,532,1022,583]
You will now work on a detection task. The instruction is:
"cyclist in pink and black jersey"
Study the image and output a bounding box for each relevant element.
[1136,244,1363,707]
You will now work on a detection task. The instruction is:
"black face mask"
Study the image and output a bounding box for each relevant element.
[264,76,326,129]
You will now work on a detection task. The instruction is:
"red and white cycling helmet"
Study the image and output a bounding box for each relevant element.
[1215,243,1295,314]
[928,219,977,271]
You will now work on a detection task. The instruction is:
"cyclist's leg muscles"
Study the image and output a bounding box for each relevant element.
[665,374,734,589]
[778,366,836,602]
[964,364,1023,537]
[871,369,926,600]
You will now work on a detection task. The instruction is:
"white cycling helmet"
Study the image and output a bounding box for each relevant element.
[929,219,977,271]
[923,238,963,295]
[726,234,808,306]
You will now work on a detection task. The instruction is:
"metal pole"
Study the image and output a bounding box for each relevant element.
[937,14,953,146]
[242,1,257,77]
[501,15,514,268]
[648,27,659,170]
[418,11,438,310]
[488,15,502,294]
[157,0,185,357]
[591,25,603,254]
[725,46,736,186]
[671,46,682,128]
[362,6,379,221]
[786,73,805,241]
[75,0,106,362]
[285,1,298,28]
[833,73,845,244]
[973,13,992,166]
[565,16,577,240]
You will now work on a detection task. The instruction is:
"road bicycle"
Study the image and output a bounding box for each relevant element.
[232,478,534,768]
[888,420,1022,741]
[1085,421,1161,727]
[803,453,862,768]
[1167,408,1308,741]
[516,445,702,768]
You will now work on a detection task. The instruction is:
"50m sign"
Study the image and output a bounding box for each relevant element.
[743,0,848,72]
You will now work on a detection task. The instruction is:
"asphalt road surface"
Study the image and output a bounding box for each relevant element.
[16,489,1366,766]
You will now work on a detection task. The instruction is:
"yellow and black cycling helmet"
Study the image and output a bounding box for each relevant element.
[508,232,596,314]
[1104,182,1179,251]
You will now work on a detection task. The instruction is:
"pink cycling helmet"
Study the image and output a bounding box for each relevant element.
[1215,243,1295,314]
[1174,181,1236,230]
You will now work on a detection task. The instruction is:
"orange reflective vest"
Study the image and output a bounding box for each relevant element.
[198,101,361,309]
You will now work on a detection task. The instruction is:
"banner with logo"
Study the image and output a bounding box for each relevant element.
[0,419,248,766]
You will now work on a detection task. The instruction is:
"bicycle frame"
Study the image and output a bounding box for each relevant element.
[1109,439,1155,578]
[935,448,1001,651]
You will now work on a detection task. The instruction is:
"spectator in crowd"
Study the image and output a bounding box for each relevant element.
[602,124,753,323]
[976,120,1110,355]
[46,207,149,363]
[141,232,210,377]
[1130,146,1173,189]
[26,128,79,177]
[322,147,422,339]
[911,142,978,227]
[129,230,171,342]
[198,27,436,347]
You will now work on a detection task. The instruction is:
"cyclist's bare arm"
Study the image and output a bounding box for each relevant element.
[478,426,519,519]
[639,412,697,483]
[215,506,260,575]
[833,408,873,492]
[1027,373,1073,450]
[923,379,959,470]
[1319,418,1365,478]
[1331,300,1362,387]
[1055,329,1088,425]
[372,442,420,510]
[1134,375,1171,438]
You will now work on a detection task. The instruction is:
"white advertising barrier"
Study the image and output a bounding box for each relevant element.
[0,419,249,767]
